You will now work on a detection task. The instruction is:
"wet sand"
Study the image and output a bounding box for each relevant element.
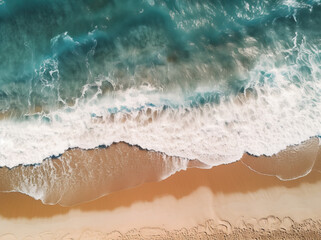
[1,158,321,239]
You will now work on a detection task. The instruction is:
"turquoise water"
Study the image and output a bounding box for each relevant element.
[0,0,321,169]
[0,0,320,115]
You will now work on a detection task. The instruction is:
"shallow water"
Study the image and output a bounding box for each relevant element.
[0,0,321,204]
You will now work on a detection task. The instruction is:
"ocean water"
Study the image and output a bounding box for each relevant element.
[1,0,321,204]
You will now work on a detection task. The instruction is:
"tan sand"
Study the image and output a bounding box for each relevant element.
[1,158,321,239]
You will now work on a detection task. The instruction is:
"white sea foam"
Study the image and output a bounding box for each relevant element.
[0,35,321,169]
[0,80,320,168]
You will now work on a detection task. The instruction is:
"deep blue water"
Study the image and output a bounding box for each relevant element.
[0,0,320,117]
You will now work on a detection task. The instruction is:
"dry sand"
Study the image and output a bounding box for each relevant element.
[1,158,321,239]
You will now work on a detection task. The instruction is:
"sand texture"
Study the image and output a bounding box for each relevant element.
[1,157,321,239]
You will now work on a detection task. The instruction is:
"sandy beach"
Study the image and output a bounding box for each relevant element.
[1,154,321,239]
[1,1,321,239]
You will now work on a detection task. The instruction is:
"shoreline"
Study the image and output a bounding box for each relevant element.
[1,159,321,239]
[1,139,319,206]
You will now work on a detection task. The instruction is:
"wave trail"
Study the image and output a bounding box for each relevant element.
[0,143,192,206]
[242,138,320,180]
[1,139,321,206]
